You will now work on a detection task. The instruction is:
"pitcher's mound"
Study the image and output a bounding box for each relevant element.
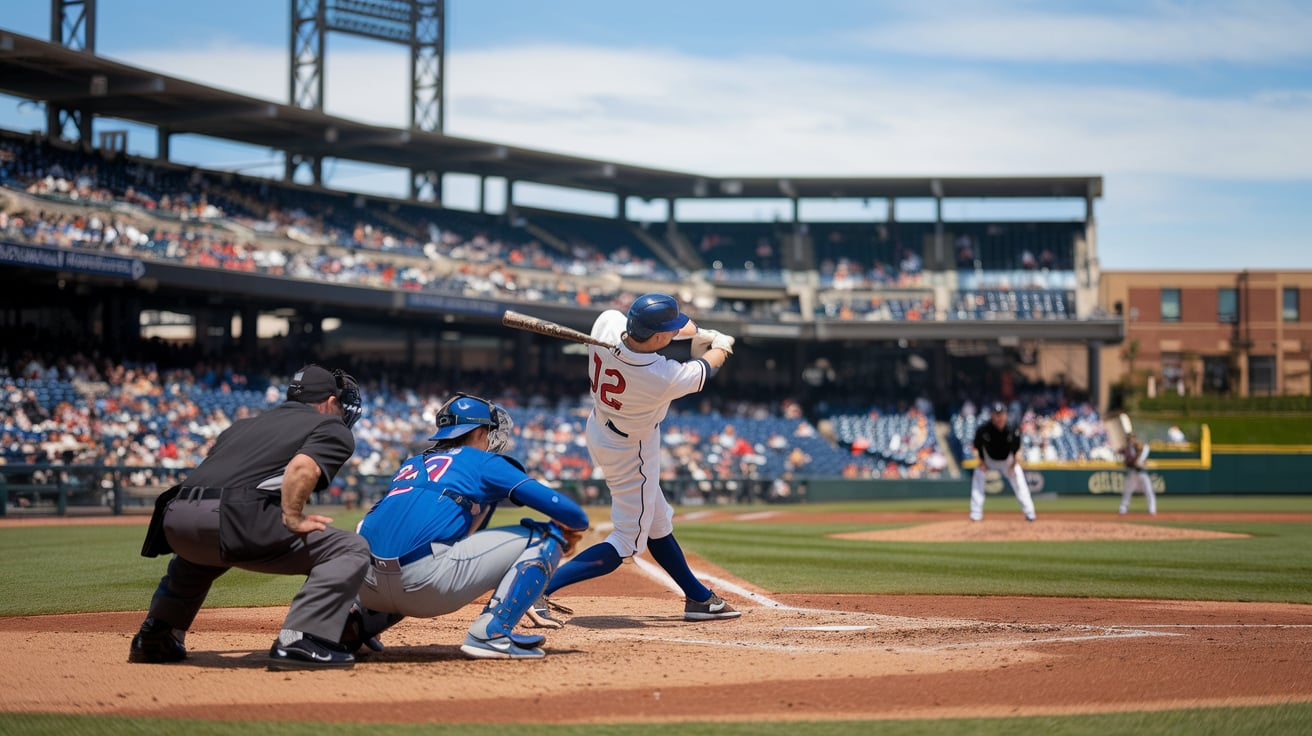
[832,519,1250,542]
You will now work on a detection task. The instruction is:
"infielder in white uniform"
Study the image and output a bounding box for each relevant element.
[1118,432,1157,515]
[969,402,1037,522]
[532,293,742,624]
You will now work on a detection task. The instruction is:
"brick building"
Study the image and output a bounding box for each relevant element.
[1096,270,1312,403]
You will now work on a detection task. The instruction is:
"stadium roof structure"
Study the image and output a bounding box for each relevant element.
[0,31,1102,205]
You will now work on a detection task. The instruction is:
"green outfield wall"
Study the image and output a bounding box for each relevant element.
[802,450,1312,502]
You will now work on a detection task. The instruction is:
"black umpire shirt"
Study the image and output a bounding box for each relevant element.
[183,401,355,494]
[973,420,1021,462]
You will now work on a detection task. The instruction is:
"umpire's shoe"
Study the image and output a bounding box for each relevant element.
[268,630,355,670]
[684,591,742,621]
[128,617,187,663]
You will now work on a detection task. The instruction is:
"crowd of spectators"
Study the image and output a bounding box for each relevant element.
[2,131,1099,324]
[0,133,676,312]
[951,395,1112,465]
[2,347,1121,514]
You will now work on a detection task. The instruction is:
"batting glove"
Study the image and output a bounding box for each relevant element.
[710,332,735,355]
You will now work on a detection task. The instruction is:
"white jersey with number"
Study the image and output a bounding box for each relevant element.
[586,309,710,556]
[587,310,708,440]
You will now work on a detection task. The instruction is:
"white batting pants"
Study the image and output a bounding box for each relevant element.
[970,455,1036,521]
[585,416,675,557]
[1119,470,1157,515]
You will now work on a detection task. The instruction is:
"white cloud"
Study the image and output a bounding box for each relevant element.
[106,35,1311,268]
[111,41,1312,183]
[847,1,1312,64]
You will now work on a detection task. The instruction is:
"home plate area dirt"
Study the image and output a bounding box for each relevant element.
[1,513,1310,725]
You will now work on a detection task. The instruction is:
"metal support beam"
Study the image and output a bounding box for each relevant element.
[286,1,446,191]
[48,0,96,145]
[410,0,444,133]
[288,0,326,184]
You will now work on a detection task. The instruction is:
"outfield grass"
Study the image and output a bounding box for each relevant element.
[1157,415,1312,445]
[2,496,1310,616]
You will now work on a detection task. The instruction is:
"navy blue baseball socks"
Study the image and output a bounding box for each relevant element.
[268,629,355,670]
[684,592,742,621]
[128,617,187,663]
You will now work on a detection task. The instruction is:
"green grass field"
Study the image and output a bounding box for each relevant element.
[1152,414,1312,445]
[2,494,1310,734]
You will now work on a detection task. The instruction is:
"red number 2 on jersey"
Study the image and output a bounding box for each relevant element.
[590,352,625,409]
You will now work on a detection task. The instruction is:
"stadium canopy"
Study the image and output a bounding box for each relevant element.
[0,31,1101,204]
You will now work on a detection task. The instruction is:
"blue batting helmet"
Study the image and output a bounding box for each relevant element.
[626,293,689,341]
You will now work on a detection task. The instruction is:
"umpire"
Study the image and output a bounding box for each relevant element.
[129,365,371,670]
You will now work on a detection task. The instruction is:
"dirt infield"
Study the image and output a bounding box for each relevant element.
[2,513,1310,725]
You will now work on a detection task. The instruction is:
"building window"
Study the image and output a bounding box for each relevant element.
[1249,355,1276,395]
[1203,356,1231,394]
[1284,288,1300,322]
[1161,289,1181,322]
[1218,288,1237,323]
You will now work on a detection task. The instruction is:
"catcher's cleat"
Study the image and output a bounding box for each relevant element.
[128,617,187,663]
[684,592,742,621]
[460,633,545,660]
[524,595,571,629]
[508,631,547,648]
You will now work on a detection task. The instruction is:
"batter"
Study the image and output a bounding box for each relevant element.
[536,293,742,623]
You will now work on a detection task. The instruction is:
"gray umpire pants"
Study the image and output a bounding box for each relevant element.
[149,493,370,644]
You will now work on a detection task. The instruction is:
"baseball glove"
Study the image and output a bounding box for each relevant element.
[553,523,585,557]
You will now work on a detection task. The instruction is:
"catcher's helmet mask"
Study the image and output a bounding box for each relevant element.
[625,292,689,341]
[429,393,514,454]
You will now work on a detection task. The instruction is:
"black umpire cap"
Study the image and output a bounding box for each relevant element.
[287,365,339,403]
[991,401,1007,414]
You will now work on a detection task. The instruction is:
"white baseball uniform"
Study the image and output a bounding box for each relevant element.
[1119,440,1156,515]
[586,309,710,556]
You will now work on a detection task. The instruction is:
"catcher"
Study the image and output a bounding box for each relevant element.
[1119,432,1157,515]
[344,393,588,659]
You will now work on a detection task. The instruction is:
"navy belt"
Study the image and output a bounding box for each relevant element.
[178,486,222,501]
[605,419,629,438]
[440,488,475,513]
[397,544,433,566]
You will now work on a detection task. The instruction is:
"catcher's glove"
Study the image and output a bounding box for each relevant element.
[553,522,585,557]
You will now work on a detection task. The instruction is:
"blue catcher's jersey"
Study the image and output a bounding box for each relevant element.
[359,446,586,559]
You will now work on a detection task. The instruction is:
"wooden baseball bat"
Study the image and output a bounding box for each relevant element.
[502,310,616,350]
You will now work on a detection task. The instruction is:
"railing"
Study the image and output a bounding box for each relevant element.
[0,464,812,517]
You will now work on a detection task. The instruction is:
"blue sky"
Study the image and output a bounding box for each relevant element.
[2,0,1310,270]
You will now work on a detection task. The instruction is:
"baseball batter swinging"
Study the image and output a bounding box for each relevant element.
[533,292,742,623]
[969,402,1037,522]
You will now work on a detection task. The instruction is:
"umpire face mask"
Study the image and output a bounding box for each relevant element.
[333,370,363,429]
